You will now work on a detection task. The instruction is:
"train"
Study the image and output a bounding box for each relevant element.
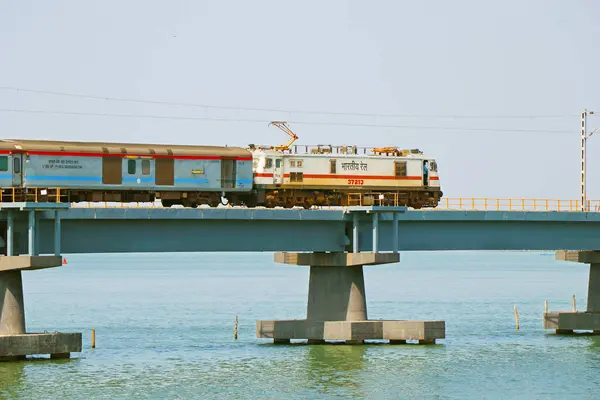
[0,138,442,208]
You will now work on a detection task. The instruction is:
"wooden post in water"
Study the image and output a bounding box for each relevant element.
[514,305,520,331]
[572,295,577,312]
[544,300,548,314]
[234,316,238,340]
[91,329,96,348]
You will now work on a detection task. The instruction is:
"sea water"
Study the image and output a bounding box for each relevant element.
[0,251,598,399]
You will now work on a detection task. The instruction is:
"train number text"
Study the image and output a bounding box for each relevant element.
[347,179,364,185]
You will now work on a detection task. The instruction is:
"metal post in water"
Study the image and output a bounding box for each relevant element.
[234,316,238,340]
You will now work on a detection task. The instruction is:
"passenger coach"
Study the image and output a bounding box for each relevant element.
[0,139,254,207]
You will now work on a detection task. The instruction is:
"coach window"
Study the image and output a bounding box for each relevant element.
[142,159,150,175]
[265,158,273,169]
[128,159,136,174]
[394,161,407,177]
[330,159,336,174]
[0,156,7,171]
[13,157,20,173]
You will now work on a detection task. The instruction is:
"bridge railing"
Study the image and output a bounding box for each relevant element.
[434,198,600,212]
[2,194,599,212]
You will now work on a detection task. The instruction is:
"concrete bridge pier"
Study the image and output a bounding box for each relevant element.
[0,204,82,361]
[0,270,26,336]
[256,252,445,345]
[544,251,600,334]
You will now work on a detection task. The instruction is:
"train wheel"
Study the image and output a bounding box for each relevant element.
[244,197,258,208]
[161,199,175,208]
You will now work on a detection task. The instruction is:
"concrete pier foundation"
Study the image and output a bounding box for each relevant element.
[0,257,82,361]
[0,270,26,336]
[257,252,445,345]
[0,204,81,361]
[544,251,600,334]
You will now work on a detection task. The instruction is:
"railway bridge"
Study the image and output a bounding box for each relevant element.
[1,199,600,359]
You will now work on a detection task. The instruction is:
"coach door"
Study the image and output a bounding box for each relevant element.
[221,158,236,189]
[12,154,22,186]
[102,157,123,184]
[155,158,174,185]
[423,160,429,186]
[273,157,283,185]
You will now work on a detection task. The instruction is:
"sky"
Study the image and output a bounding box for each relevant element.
[1,0,599,199]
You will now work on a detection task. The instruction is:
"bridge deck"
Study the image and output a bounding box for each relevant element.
[1,206,599,253]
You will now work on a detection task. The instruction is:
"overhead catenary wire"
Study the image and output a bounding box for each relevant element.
[0,108,575,134]
[0,85,579,120]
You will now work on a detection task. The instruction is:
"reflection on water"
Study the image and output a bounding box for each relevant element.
[0,362,24,399]
[303,344,366,398]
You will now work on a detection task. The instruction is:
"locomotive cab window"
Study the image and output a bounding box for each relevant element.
[296,160,303,168]
[128,159,136,174]
[394,161,407,177]
[430,161,438,172]
[0,156,7,171]
[290,160,296,167]
[275,159,281,168]
[142,159,150,175]
[265,158,273,169]
[330,159,336,174]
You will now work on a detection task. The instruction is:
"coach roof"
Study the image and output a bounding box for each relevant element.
[0,139,250,158]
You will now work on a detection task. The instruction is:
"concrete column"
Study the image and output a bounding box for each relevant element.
[35,213,40,256]
[587,263,600,312]
[372,213,378,253]
[54,211,61,256]
[6,211,13,256]
[0,271,26,335]
[306,265,367,321]
[352,213,359,253]
[28,211,35,256]
[392,212,399,254]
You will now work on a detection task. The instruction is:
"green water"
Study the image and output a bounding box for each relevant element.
[0,251,599,399]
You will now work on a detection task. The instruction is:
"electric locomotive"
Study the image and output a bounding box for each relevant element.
[249,144,442,209]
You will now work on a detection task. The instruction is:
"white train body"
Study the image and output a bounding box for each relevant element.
[249,145,442,208]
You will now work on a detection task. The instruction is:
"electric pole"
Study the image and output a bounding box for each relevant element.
[581,109,598,211]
